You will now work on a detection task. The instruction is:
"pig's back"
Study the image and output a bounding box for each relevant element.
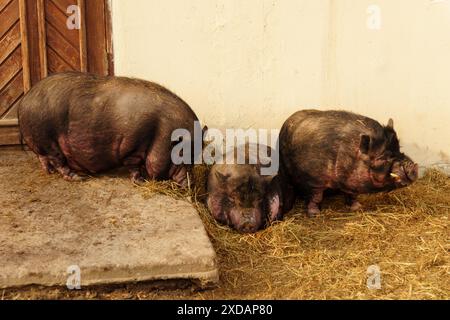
[19,72,195,132]
[280,110,385,189]
[18,72,198,172]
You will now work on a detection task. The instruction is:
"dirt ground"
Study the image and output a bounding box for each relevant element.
[0,148,217,290]
[0,148,449,300]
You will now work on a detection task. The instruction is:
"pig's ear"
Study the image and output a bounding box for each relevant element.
[359,135,371,155]
[268,192,283,223]
[266,176,284,223]
[387,119,394,129]
[215,171,229,185]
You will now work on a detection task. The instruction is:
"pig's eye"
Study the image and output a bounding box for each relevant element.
[371,158,390,172]
[373,159,387,166]
[371,157,394,174]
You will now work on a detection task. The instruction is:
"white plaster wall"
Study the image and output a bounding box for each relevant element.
[330,0,450,169]
[111,0,328,129]
[111,0,450,169]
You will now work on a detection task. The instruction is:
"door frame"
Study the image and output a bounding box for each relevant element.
[0,0,114,146]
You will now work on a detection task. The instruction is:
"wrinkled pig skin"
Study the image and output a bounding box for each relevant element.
[280,110,419,217]
[207,145,295,233]
[18,72,200,186]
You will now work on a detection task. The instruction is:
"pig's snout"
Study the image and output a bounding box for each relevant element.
[391,160,419,186]
[404,162,419,182]
[239,220,258,233]
[236,210,262,234]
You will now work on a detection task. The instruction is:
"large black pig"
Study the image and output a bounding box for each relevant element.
[280,110,419,217]
[207,144,295,233]
[18,72,200,185]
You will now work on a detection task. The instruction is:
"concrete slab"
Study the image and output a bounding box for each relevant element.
[0,150,218,289]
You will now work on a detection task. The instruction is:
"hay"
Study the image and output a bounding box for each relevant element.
[137,167,449,300]
[3,168,448,300]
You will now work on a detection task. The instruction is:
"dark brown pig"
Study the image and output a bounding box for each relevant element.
[280,110,419,217]
[18,72,200,185]
[207,144,295,233]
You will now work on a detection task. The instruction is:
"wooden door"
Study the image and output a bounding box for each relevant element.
[0,0,113,145]
[0,0,30,145]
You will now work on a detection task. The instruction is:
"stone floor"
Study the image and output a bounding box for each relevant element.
[0,149,218,289]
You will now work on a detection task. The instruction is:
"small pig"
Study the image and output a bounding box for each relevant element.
[280,110,419,216]
[18,72,200,185]
[207,144,295,233]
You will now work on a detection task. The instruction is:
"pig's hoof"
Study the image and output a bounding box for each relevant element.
[63,172,85,182]
[41,165,56,174]
[307,207,320,218]
[169,165,188,187]
[43,167,56,174]
[132,176,146,186]
[175,178,188,188]
[349,201,363,212]
[38,157,56,174]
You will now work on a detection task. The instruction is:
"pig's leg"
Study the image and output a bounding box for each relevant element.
[129,168,146,185]
[145,138,188,187]
[38,155,56,174]
[145,140,172,182]
[32,138,83,181]
[123,155,146,185]
[39,154,84,181]
[345,194,363,212]
[306,189,324,217]
[169,164,188,187]
[51,157,84,181]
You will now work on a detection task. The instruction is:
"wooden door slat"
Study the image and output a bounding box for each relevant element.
[0,0,112,145]
[0,71,23,117]
[0,125,20,145]
[0,45,22,90]
[45,0,79,49]
[0,0,14,14]
[47,43,77,70]
[85,0,107,75]
[25,0,42,85]
[36,0,48,78]
[0,0,19,39]
[48,0,77,18]
[0,22,21,65]
[3,92,22,119]
[77,0,86,72]
[46,22,80,69]
[47,46,75,74]
[19,0,31,92]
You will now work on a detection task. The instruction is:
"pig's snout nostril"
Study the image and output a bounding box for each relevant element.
[239,217,258,233]
[240,224,255,233]
[404,163,419,182]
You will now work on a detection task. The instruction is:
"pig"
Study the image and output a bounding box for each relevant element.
[279,110,419,217]
[207,144,295,233]
[18,72,200,186]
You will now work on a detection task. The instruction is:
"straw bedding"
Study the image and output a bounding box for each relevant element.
[3,165,449,300]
